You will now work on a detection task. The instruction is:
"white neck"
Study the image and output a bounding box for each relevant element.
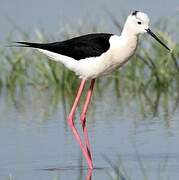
[121,27,138,38]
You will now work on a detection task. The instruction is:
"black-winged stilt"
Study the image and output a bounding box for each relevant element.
[14,11,170,169]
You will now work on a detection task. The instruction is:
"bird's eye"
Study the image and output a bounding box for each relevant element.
[138,21,142,25]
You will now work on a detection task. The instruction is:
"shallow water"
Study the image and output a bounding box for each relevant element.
[0,84,179,180]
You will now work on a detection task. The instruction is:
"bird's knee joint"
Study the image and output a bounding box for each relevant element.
[68,116,74,126]
[80,114,86,130]
[80,113,86,121]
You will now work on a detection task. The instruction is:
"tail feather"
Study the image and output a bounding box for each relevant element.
[14,41,45,48]
[10,41,78,75]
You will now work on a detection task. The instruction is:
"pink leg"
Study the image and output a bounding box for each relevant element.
[80,79,95,164]
[68,79,93,169]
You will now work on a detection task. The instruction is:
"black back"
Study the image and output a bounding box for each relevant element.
[17,33,113,60]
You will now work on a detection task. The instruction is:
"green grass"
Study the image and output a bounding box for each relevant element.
[0,18,179,96]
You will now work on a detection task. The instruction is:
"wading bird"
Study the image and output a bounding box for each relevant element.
[14,11,170,169]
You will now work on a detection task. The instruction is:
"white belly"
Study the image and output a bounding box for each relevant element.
[74,39,137,79]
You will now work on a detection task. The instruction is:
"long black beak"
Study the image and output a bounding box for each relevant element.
[146,28,171,51]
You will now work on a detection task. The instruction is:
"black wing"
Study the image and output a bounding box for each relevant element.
[16,33,113,60]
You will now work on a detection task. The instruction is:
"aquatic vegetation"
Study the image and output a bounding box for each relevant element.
[104,153,170,180]
[0,18,179,97]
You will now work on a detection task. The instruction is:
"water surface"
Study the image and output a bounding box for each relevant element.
[0,83,179,180]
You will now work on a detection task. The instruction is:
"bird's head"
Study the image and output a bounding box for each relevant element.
[124,11,150,35]
[122,11,170,51]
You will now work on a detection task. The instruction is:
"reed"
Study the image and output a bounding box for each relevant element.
[0,19,179,95]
